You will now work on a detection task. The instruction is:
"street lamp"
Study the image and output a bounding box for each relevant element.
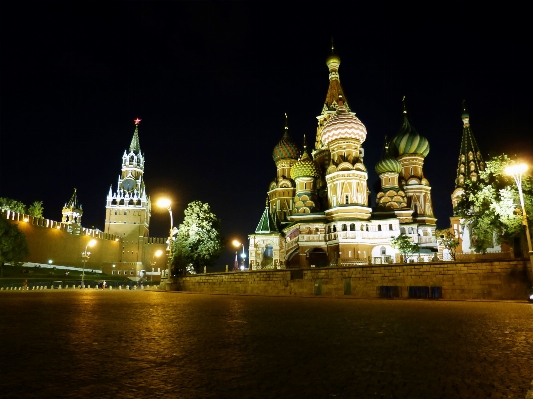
[81,239,97,288]
[157,198,174,280]
[151,249,163,282]
[232,239,246,271]
[505,163,533,278]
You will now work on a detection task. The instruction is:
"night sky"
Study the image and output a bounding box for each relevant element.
[1,2,532,268]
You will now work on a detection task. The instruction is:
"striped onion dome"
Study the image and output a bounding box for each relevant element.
[291,137,319,179]
[272,116,300,163]
[375,142,402,174]
[390,98,430,158]
[321,99,367,146]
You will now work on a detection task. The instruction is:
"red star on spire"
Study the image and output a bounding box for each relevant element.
[134,118,142,125]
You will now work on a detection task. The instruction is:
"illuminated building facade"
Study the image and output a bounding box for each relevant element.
[249,48,437,269]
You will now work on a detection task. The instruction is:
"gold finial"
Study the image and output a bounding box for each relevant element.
[384,136,389,150]
[285,113,288,129]
[402,96,407,114]
[331,37,335,53]
[303,134,307,151]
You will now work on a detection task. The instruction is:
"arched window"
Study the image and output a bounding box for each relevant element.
[400,227,406,234]
[342,224,347,231]
[333,225,337,232]
[350,223,355,231]
[380,246,386,255]
[378,225,382,231]
[408,227,414,234]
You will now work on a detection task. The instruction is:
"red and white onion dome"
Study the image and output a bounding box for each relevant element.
[321,102,367,147]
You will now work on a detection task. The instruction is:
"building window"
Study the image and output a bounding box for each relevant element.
[130,270,134,275]
[350,223,355,231]
[124,211,127,215]
[117,270,121,275]
[381,246,386,255]
[345,195,349,204]
[342,224,347,231]
[111,270,115,275]
[378,225,382,231]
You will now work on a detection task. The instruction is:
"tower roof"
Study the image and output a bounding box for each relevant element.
[323,42,349,113]
[390,97,430,158]
[66,188,81,209]
[129,118,142,154]
[455,100,485,188]
[291,135,320,179]
[321,97,367,146]
[375,138,402,175]
[272,114,300,163]
[255,198,279,233]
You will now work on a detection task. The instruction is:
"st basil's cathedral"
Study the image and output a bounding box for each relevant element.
[248,48,438,269]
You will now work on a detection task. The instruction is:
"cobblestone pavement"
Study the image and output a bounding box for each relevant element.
[0,291,532,398]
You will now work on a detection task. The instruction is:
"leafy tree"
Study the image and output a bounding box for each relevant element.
[171,201,224,274]
[436,229,459,261]
[391,233,420,262]
[0,197,26,214]
[0,214,29,277]
[454,154,533,253]
[28,201,44,218]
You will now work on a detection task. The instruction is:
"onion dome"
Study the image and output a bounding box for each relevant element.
[375,139,402,175]
[390,97,430,158]
[321,96,367,146]
[290,136,320,179]
[272,114,300,163]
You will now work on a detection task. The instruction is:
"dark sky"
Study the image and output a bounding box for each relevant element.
[1,2,532,268]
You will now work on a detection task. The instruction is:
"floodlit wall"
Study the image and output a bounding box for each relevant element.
[4,211,120,269]
[169,259,532,300]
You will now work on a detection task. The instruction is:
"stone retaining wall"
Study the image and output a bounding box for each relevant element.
[169,259,532,300]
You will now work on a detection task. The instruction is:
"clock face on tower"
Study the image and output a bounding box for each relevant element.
[121,178,136,192]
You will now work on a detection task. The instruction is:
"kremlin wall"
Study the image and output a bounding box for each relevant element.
[3,210,167,278]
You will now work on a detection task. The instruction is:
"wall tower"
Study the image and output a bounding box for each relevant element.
[105,118,151,263]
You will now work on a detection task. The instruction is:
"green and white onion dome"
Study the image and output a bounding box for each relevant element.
[375,153,402,175]
[321,104,367,146]
[290,151,319,179]
[390,116,430,158]
[272,130,300,162]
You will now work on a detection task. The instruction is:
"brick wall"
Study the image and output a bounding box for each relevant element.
[169,260,532,300]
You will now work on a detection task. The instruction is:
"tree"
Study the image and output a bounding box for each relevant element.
[0,197,26,214]
[454,154,533,253]
[28,201,44,218]
[391,233,420,262]
[436,229,459,261]
[171,201,224,274]
[0,214,29,277]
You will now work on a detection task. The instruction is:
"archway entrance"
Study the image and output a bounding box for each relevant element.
[307,248,328,268]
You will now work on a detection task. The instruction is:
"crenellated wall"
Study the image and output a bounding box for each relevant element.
[169,259,532,300]
[3,210,121,270]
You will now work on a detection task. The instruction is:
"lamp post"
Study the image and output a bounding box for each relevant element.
[157,198,174,281]
[232,240,246,271]
[81,239,97,288]
[151,250,163,282]
[505,163,533,278]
